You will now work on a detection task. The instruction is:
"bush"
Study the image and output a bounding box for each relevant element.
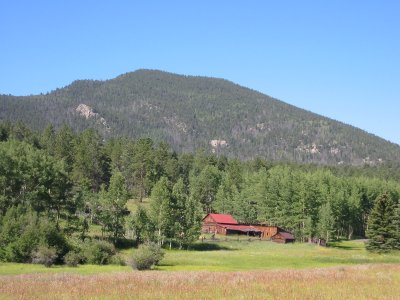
[31,246,57,267]
[64,251,81,267]
[131,243,164,270]
[81,240,115,265]
[0,207,69,263]
[109,254,126,266]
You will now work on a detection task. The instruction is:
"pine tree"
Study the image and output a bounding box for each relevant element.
[213,174,237,215]
[394,200,400,250]
[132,138,154,201]
[189,165,221,213]
[366,193,398,252]
[72,129,110,192]
[53,125,75,172]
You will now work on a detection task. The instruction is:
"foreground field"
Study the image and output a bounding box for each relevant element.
[0,264,399,299]
[1,241,400,299]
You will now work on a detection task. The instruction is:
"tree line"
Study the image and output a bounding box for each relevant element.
[0,122,399,266]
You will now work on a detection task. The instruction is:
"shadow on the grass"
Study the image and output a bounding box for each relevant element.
[188,242,237,251]
[328,241,365,251]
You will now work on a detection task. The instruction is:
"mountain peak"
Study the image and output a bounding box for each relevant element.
[1,70,399,165]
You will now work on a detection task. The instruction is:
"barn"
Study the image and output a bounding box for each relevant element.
[202,213,295,241]
[202,213,238,234]
[271,231,295,244]
[202,214,262,236]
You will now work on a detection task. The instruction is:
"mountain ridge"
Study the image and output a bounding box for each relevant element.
[1,69,399,165]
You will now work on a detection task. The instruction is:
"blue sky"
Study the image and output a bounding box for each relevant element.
[1,1,399,144]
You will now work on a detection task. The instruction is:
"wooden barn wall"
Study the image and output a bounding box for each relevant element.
[252,226,279,239]
[202,215,217,233]
[201,224,217,233]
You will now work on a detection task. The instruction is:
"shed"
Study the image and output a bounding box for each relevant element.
[252,225,280,239]
[271,231,295,244]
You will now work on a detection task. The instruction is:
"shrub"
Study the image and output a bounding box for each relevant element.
[0,207,69,263]
[81,240,115,265]
[131,243,164,270]
[109,254,127,266]
[64,251,81,267]
[31,246,57,267]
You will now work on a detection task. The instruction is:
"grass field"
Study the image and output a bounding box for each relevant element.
[0,264,399,299]
[1,240,400,275]
[1,240,399,299]
[156,239,400,271]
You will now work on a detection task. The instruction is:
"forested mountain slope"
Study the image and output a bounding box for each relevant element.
[1,69,399,165]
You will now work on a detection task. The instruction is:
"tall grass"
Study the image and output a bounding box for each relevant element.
[0,264,399,299]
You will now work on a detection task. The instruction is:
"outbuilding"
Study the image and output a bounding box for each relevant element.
[271,231,295,244]
[252,225,280,239]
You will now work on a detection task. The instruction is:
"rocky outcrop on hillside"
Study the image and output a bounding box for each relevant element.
[76,104,110,131]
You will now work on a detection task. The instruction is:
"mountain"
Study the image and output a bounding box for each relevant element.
[1,69,399,165]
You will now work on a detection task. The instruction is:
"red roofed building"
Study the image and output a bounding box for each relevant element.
[202,213,238,234]
[202,214,261,236]
[271,231,295,244]
[205,213,238,225]
[201,213,295,242]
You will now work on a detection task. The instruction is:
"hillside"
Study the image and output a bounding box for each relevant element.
[1,69,399,165]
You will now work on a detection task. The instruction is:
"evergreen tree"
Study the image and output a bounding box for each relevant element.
[40,124,55,155]
[240,171,268,224]
[213,174,238,215]
[189,165,221,213]
[366,193,398,252]
[72,129,110,192]
[394,200,400,250]
[53,125,76,172]
[132,138,154,201]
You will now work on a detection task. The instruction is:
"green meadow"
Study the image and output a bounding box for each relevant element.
[159,239,400,271]
[1,239,399,276]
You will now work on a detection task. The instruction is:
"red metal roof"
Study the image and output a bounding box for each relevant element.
[218,224,261,233]
[208,213,238,224]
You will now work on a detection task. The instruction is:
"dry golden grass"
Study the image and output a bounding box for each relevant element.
[1,264,399,299]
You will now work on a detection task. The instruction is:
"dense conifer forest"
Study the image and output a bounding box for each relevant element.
[1,122,399,267]
[2,70,400,165]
